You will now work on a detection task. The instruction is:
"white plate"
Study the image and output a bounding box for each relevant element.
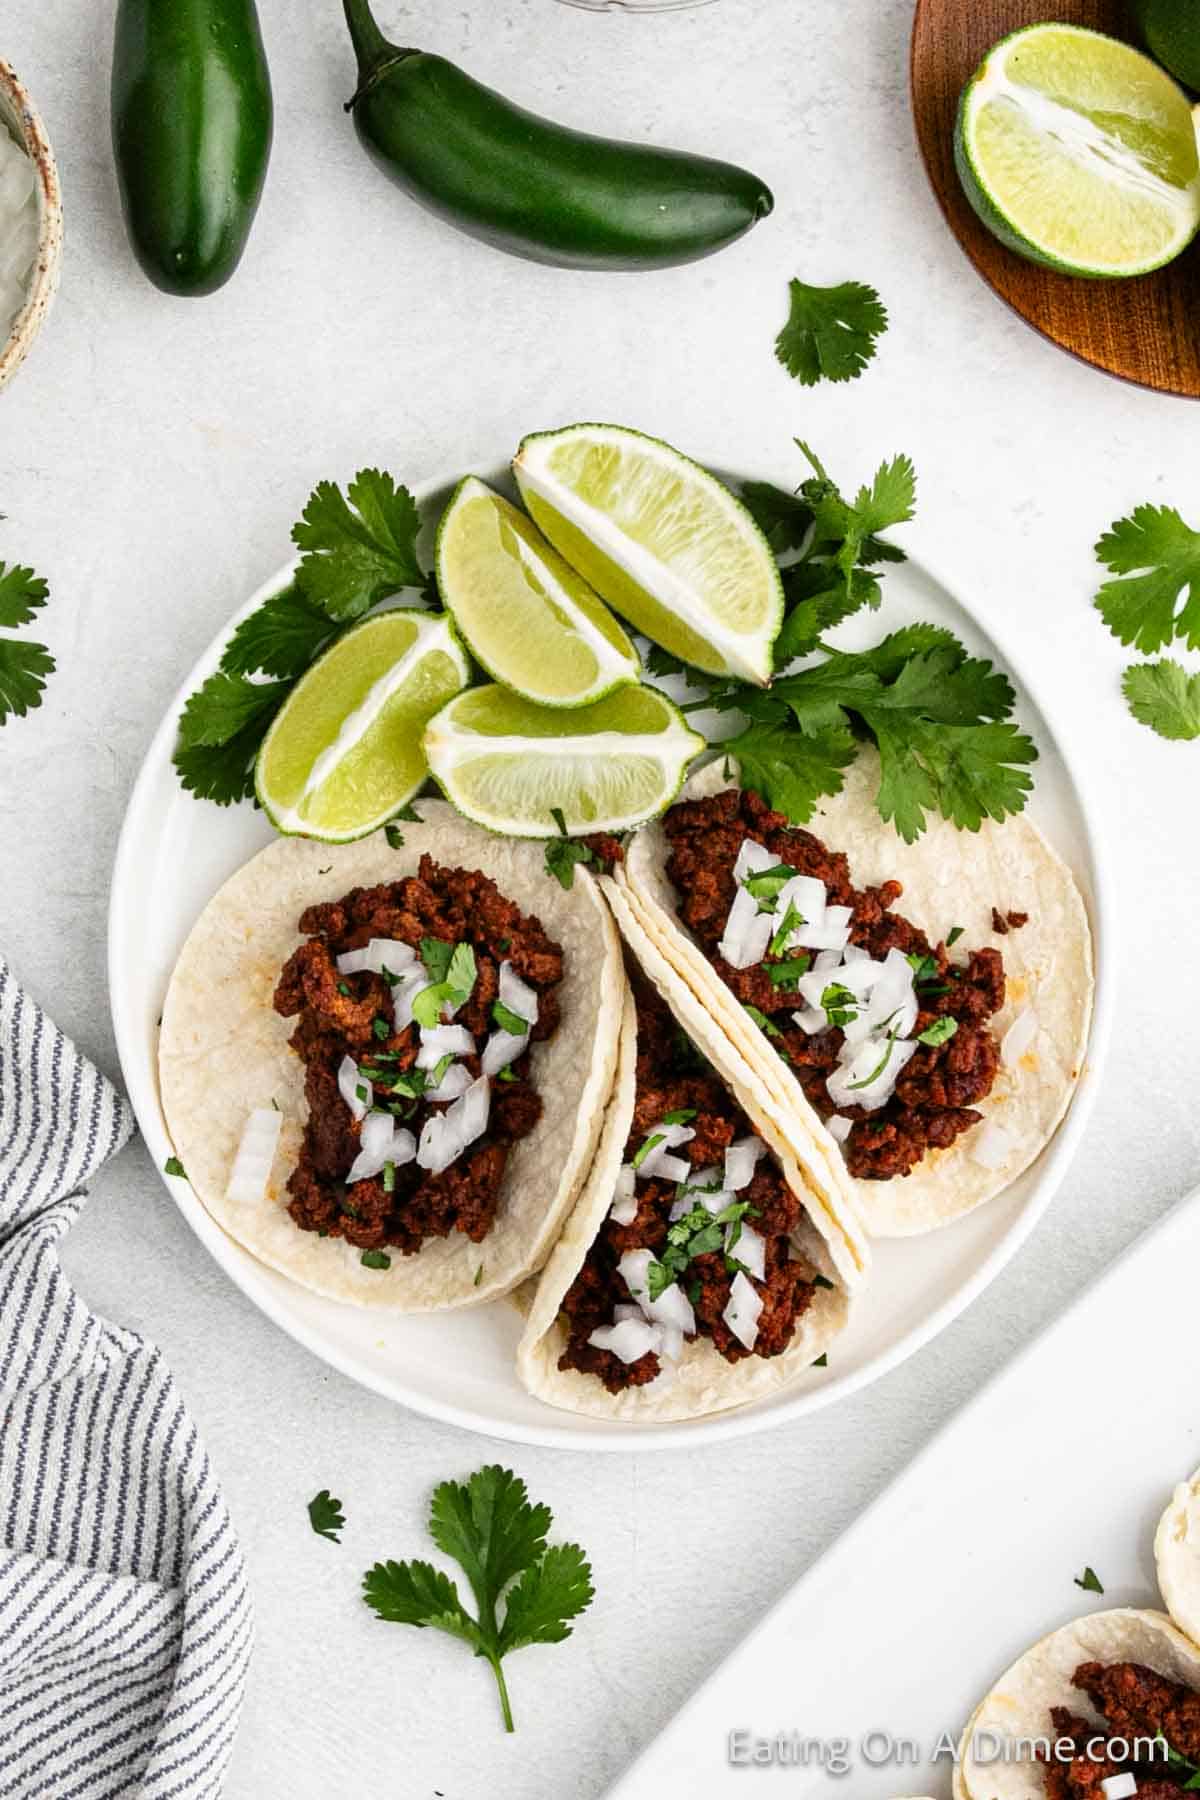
[603,1185,1200,1797]
[108,461,1113,1451]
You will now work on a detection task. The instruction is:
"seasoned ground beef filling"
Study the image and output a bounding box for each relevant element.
[558,981,818,1394]
[273,856,562,1255]
[662,787,1008,1181]
[1038,1662,1199,1798]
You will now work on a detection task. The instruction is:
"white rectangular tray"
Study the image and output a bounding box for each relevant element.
[606,1188,1200,1798]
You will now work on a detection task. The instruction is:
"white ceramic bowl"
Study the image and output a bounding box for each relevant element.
[0,59,62,394]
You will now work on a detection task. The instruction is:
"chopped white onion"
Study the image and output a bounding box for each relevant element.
[969,1120,1015,1170]
[425,1062,474,1104]
[587,1317,662,1365]
[347,1115,416,1184]
[417,1024,475,1069]
[416,1076,491,1174]
[792,1004,828,1036]
[826,1033,918,1112]
[617,1246,656,1308]
[796,903,853,953]
[225,1108,283,1205]
[735,1224,767,1282]
[657,1323,685,1363]
[336,938,418,981]
[392,969,429,1033]
[774,873,829,947]
[1001,1008,1038,1068]
[840,947,918,1048]
[827,1114,853,1145]
[338,1055,369,1121]
[1100,1775,1137,1800]
[812,948,845,975]
[718,880,775,971]
[636,1121,696,1179]
[481,1029,526,1077]
[668,1169,729,1220]
[614,1303,643,1323]
[498,961,539,1031]
[609,1165,639,1226]
[723,1270,764,1352]
[648,1279,697,1338]
[724,1136,766,1192]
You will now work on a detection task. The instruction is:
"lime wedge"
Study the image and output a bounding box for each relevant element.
[423,682,705,836]
[956,24,1200,277]
[436,476,640,708]
[513,424,782,687]
[256,610,469,841]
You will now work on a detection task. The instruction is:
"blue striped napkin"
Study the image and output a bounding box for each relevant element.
[0,954,253,1798]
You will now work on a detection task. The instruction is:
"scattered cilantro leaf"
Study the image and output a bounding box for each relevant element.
[0,562,49,628]
[1094,503,1200,654]
[293,469,424,621]
[545,837,595,890]
[221,583,339,678]
[163,1156,187,1179]
[308,1489,346,1542]
[0,635,55,725]
[775,279,888,386]
[917,1016,958,1047]
[492,1000,529,1037]
[420,938,454,983]
[361,1249,392,1270]
[1122,659,1200,741]
[1074,1565,1104,1594]
[363,1466,593,1732]
[812,1352,828,1368]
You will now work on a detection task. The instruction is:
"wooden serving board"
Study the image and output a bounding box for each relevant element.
[910,0,1200,399]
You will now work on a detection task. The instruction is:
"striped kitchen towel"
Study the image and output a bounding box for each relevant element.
[0,954,253,1798]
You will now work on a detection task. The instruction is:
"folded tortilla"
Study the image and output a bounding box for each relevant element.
[621,752,1094,1237]
[158,803,623,1311]
[516,882,868,1423]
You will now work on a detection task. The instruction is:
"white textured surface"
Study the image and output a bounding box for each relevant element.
[1,2,1198,1795]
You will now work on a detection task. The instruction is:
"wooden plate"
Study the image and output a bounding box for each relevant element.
[911,0,1200,399]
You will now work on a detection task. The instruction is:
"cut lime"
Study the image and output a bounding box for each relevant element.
[256,610,469,841]
[436,476,640,708]
[423,682,705,837]
[512,423,782,687]
[956,23,1200,277]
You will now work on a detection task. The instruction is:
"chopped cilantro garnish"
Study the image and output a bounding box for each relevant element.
[385,823,405,849]
[497,1067,518,1084]
[812,1353,828,1368]
[308,1489,346,1543]
[1074,1566,1104,1594]
[362,1465,594,1734]
[631,1132,665,1172]
[813,1274,835,1290]
[821,983,857,1029]
[847,1030,899,1091]
[492,1000,529,1038]
[544,823,595,891]
[372,1016,390,1041]
[647,1199,757,1301]
[917,1016,958,1047]
[421,938,454,983]
[742,1004,783,1038]
[474,1264,484,1286]
[382,1161,396,1194]
[360,1249,392,1271]
[767,956,811,990]
[945,925,964,947]
[164,1155,187,1179]
[413,945,475,1028]
[660,1108,697,1127]
[742,862,794,908]
[337,980,351,997]
[770,900,804,957]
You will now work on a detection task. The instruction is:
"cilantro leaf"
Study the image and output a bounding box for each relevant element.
[293,469,424,621]
[1095,503,1200,654]
[177,672,291,748]
[1074,1565,1104,1594]
[545,837,595,890]
[871,715,1036,841]
[1122,659,1200,740]
[308,1489,346,1543]
[364,1466,593,1733]
[721,714,856,823]
[420,937,454,984]
[172,723,262,806]
[492,999,529,1037]
[221,583,339,678]
[775,279,888,386]
[0,562,48,628]
[849,455,917,540]
[0,635,55,725]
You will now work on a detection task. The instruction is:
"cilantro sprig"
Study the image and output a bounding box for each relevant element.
[173,471,426,804]
[362,1466,593,1733]
[0,561,55,726]
[647,1199,757,1301]
[775,278,888,387]
[1093,500,1200,742]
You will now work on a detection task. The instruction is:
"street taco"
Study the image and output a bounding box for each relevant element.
[957,1474,1200,1800]
[159,802,622,1310]
[516,887,867,1423]
[619,752,1094,1236]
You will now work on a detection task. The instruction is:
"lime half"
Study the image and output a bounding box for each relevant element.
[423,682,705,836]
[513,423,783,687]
[436,476,640,708]
[956,23,1200,277]
[256,610,469,841]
